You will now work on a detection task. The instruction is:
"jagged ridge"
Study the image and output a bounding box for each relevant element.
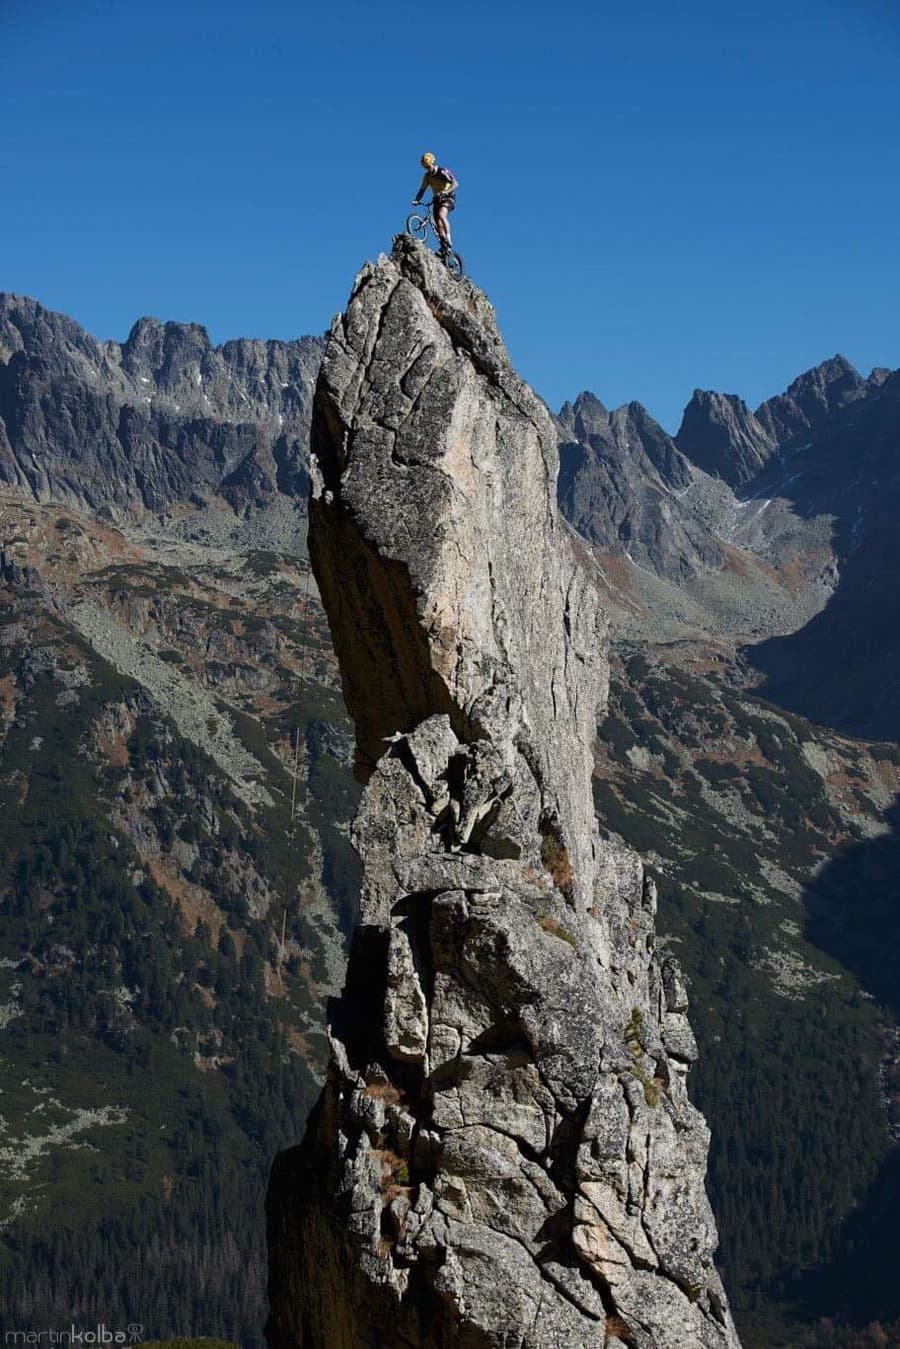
[0,293,322,515]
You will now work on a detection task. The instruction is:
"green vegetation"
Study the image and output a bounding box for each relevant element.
[0,601,350,1344]
[243,550,282,578]
[539,828,575,897]
[597,653,898,1347]
[536,913,578,949]
[622,1007,661,1106]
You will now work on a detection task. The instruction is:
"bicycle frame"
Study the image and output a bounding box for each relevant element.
[405,202,464,278]
[414,203,442,244]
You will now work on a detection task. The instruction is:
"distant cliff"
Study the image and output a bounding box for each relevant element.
[0,293,322,515]
[265,236,740,1348]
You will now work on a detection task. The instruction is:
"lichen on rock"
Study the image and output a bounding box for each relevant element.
[265,235,741,1348]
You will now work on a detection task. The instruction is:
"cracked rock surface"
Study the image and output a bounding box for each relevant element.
[265,235,740,1349]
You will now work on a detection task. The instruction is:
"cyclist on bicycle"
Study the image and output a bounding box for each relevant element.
[412,152,457,252]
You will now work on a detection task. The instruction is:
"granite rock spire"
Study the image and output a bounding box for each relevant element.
[266,235,740,1349]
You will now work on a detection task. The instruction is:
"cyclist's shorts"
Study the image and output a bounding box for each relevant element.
[433,192,456,212]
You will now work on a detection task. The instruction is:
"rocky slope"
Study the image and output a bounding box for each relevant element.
[672,354,872,491]
[0,293,322,516]
[674,391,774,491]
[755,354,870,446]
[746,367,900,739]
[557,393,724,580]
[266,236,739,1349]
[563,356,900,744]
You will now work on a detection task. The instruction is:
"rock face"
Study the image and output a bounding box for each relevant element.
[266,236,740,1349]
[749,365,900,738]
[0,293,322,516]
[557,393,724,580]
[674,389,774,490]
[755,354,867,446]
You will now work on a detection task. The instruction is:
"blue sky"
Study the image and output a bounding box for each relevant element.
[2,0,898,431]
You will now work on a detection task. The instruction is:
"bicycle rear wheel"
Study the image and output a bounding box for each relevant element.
[442,249,464,279]
[406,213,429,242]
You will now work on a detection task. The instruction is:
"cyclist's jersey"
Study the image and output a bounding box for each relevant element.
[418,167,457,198]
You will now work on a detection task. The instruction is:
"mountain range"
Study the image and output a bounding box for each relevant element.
[560,351,900,742]
[0,288,898,1349]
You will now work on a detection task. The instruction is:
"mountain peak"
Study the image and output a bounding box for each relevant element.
[558,388,610,440]
[573,388,608,415]
[556,389,716,578]
[756,354,866,444]
[0,292,100,367]
[675,388,775,490]
[792,352,857,383]
[121,316,212,382]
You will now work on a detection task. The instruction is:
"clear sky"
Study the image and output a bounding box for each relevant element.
[2,0,898,431]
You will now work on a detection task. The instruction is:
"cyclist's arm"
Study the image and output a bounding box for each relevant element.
[412,171,430,204]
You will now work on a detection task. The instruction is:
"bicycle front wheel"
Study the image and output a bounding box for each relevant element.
[406,213,429,242]
[442,249,465,279]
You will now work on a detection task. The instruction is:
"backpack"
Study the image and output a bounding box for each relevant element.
[435,165,458,190]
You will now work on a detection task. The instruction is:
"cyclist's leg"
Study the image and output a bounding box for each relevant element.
[433,201,449,248]
[443,195,455,248]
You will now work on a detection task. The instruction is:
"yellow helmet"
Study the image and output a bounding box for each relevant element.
[421,152,436,168]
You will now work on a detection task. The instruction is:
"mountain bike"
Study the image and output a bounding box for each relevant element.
[405,204,465,278]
